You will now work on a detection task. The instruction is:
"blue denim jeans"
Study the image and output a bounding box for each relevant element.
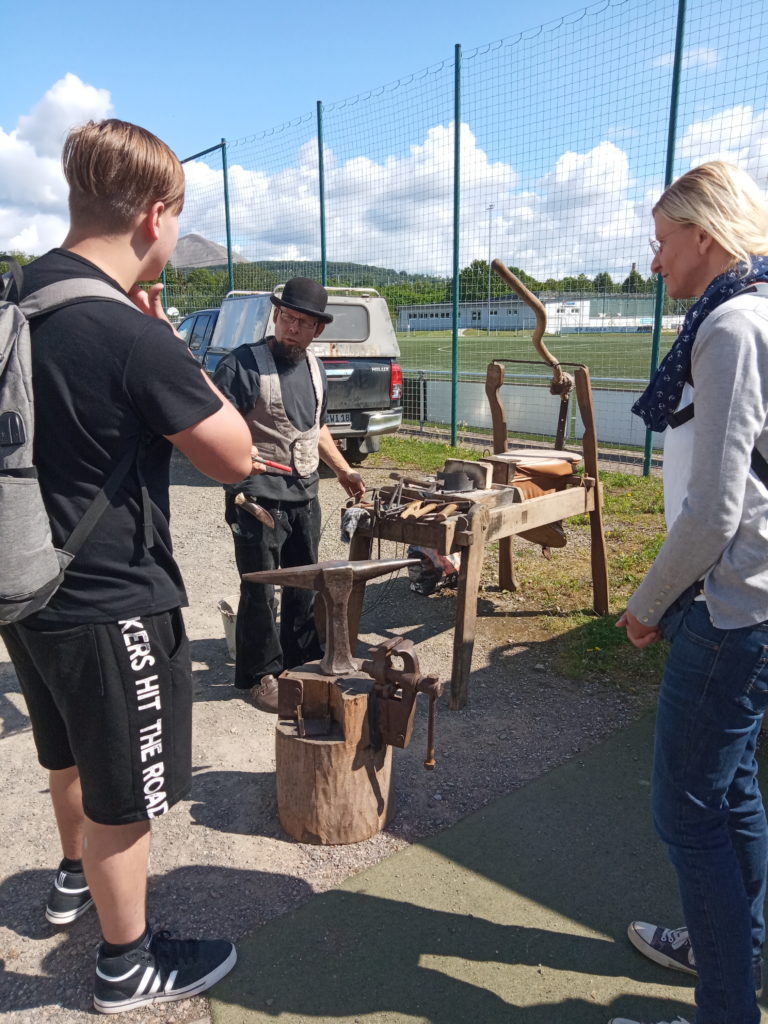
[653,598,768,1024]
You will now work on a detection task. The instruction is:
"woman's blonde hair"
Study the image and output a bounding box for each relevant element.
[654,161,768,270]
[63,119,185,234]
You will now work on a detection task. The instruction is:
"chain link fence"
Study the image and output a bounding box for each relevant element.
[168,0,768,469]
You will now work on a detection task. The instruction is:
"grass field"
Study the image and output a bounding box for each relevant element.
[396,330,673,387]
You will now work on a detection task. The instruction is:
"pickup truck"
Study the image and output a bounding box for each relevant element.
[191,286,403,462]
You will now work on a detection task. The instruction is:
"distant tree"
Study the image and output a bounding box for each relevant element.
[505,266,542,291]
[457,259,544,302]
[592,271,616,293]
[233,264,280,292]
[621,267,649,293]
[560,276,586,292]
[0,250,36,274]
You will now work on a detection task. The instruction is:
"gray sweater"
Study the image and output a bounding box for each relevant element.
[628,289,768,630]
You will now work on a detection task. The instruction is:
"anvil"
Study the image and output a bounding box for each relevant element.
[242,558,419,676]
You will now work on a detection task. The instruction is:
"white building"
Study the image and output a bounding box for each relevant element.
[397,293,682,334]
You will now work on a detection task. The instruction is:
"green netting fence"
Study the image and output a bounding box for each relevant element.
[168,0,768,472]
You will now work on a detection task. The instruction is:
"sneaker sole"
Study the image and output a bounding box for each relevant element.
[626,922,696,976]
[45,896,95,925]
[93,945,237,1014]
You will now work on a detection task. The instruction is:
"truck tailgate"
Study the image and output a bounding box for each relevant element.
[322,358,391,419]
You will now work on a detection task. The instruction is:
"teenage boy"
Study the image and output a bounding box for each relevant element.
[0,119,253,1014]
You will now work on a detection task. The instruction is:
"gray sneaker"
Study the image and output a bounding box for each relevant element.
[627,921,695,975]
[627,919,763,995]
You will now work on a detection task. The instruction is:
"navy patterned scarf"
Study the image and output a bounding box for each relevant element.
[632,254,768,432]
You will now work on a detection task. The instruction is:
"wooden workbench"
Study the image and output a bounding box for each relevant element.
[347,477,605,710]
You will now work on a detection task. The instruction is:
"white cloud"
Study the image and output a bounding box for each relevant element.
[4,77,765,283]
[16,73,112,159]
[654,46,719,71]
[0,74,113,254]
[181,127,647,278]
[678,104,768,186]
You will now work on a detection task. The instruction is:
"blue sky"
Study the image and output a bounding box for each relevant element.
[2,0,766,278]
[2,0,589,160]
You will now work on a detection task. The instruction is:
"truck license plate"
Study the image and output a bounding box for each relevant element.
[326,413,351,425]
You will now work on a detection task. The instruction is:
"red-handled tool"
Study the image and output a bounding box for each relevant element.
[251,455,293,473]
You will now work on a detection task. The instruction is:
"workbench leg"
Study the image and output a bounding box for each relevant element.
[450,508,489,710]
[575,367,610,616]
[498,536,518,592]
[347,532,374,652]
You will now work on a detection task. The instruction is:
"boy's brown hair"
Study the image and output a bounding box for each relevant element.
[63,119,185,234]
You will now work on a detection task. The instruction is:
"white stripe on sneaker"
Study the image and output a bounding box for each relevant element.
[95,963,141,984]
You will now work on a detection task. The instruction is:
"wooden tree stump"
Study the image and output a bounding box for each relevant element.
[275,666,394,845]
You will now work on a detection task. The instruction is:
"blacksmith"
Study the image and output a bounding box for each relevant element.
[213,278,366,711]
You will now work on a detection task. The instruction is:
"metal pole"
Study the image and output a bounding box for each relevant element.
[317,101,327,286]
[487,203,494,335]
[451,43,462,447]
[220,139,234,293]
[643,0,687,475]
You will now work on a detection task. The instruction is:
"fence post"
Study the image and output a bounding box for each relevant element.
[451,43,462,448]
[644,0,688,475]
[317,101,328,287]
[220,139,234,293]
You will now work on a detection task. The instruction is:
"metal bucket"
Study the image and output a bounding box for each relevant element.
[217,599,237,660]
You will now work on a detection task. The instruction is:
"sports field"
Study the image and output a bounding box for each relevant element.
[396,330,671,388]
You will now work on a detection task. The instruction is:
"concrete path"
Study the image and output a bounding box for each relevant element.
[210,713,763,1023]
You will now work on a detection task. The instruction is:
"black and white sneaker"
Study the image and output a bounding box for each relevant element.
[93,928,237,1014]
[45,862,94,925]
[627,921,696,975]
[628,920,763,994]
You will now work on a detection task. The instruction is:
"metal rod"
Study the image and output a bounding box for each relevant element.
[424,695,437,770]
[181,142,224,164]
[644,0,687,476]
[221,138,234,293]
[252,455,293,473]
[487,203,494,335]
[317,101,327,287]
[450,43,462,448]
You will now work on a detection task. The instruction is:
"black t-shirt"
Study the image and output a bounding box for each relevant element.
[213,340,327,502]
[14,249,222,626]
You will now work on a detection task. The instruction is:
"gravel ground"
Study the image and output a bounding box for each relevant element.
[0,450,642,1022]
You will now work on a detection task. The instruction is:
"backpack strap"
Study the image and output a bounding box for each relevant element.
[2,258,158,554]
[667,280,768,431]
[0,255,24,298]
[19,277,139,318]
[61,444,139,557]
[751,447,768,489]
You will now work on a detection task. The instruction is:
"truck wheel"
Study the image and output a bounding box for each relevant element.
[345,439,369,464]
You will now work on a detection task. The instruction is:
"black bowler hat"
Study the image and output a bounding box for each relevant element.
[270,277,333,323]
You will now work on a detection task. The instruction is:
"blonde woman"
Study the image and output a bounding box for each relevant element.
[614,162,768,1024]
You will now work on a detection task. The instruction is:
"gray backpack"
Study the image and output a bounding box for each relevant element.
[0,256,141,625]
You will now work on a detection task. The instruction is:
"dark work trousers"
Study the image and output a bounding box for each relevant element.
[224,493,324,689]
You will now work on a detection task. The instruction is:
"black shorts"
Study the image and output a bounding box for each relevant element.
[1,609,192,825]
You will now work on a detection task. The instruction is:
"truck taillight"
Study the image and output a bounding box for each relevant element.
[390,363,403,402]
